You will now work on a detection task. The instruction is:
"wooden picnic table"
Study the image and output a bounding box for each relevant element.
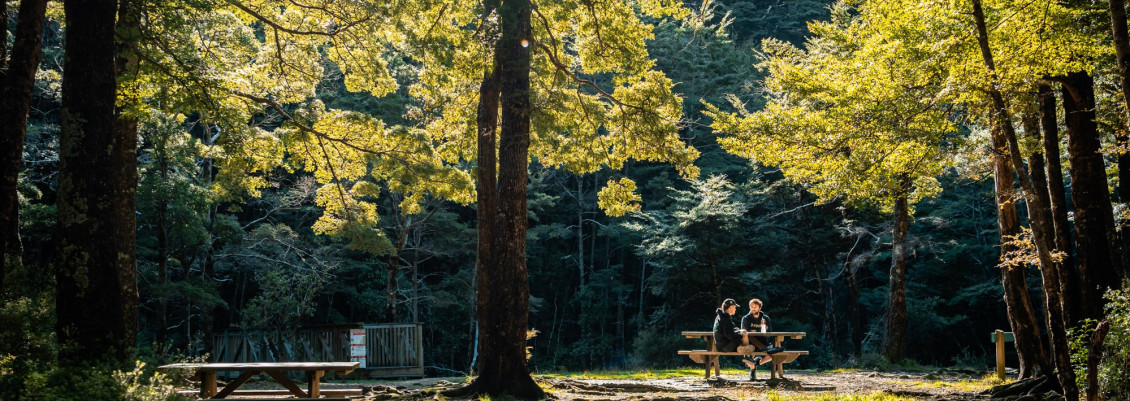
[158,362,358,399]
[679,331,807,379]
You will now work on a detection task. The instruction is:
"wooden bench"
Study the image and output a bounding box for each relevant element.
[679,331,808,379]
[158,362,359,399]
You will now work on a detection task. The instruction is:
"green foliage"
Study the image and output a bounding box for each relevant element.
[0,295,56,401]
[112,361,187,401]
[223,224,337,330]
[1071,282,1130,400]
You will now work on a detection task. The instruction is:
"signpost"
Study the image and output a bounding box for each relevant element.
[991,329,1015,380]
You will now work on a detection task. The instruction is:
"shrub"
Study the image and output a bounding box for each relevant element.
[1098,282,1130,400]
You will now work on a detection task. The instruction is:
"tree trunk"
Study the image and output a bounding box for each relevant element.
[1,0,8,65]
[0,0,48,296]
[1086,320,1110,401]
[386,255,399,322]
[1062,71,1121,321]
[1109,0,1130,279]
[991,122,1050,378]
[848,261,863,356]
[56,0,138,366]
[451,0,542,396]
[881,176,910,363]
[1023,107,1077,390]
[971,2,1075,395]
[1039,84,1080,326]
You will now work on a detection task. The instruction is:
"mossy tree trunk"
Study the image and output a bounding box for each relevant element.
[56,0,138,365]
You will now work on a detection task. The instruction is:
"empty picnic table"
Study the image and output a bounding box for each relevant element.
[678,331,808,379]
[158,361,358,399]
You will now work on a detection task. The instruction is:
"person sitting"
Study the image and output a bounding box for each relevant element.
[713,299,759,375]
[740,298,776,379]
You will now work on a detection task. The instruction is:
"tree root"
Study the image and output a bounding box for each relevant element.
[981,375,1064,400]
[442,376,549,400]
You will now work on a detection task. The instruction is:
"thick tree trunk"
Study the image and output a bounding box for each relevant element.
[971,2,1075,395]
[881,177,910,363]
[1109,0,1130,279]
[1023,108,1078,391]
[476,0,541,395]
[451,0,542,397]
[0,0,48,296]
[991,123,1050,378]
[56,0,138,365]
[1039,84,1080,326]
[1062,71,1121,321]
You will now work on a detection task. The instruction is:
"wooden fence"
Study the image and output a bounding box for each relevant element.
[211,323,424,378]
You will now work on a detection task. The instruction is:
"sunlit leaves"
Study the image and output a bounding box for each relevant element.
[597,177,643,217]
[708,1,957,212]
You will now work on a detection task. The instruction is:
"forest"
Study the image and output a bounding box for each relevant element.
[1,0,1130,399]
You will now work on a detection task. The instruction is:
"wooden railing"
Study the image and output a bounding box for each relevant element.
[210,323,424,378]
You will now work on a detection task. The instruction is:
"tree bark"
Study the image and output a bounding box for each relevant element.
[1062,71,1121,321]
[56,0,139,366]
[1109,0,1130,279]
[1039,84,1080,326]
[1023,107,1077,390]
[0,0,49,296]
[971,1,1075,395]
[991,123,1050,379]
[449,0,543,396]
[881,176,910,363]
[1086,320,1110,401]
[848,261,863,356]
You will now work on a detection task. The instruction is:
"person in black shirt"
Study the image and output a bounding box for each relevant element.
[713,299,759,373]
[740,298,774,379]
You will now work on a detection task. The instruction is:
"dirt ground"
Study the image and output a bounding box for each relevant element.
[330,369,995,400]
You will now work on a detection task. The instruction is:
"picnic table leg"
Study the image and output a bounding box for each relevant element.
[200,371,217,399]
[706,337,717,379]
[213,370,260,399]
[265,370,310,398]
[307,370,324,398]
[773,336,784,379]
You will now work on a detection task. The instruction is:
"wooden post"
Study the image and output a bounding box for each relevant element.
[995,329,1006,380]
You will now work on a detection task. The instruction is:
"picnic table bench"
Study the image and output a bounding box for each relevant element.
[158,362,359,399]
[678,331,808,379]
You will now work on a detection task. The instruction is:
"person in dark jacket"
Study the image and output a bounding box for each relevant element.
[713,299,758,373]
[740,298,775,379]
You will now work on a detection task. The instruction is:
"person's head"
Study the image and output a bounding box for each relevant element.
[722,298,738,315]
[749,298,763,314]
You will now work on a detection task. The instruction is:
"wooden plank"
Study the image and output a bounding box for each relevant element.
[677,351,809,357]
[160,362,359,373]
[682,331,807,337]
[178,389,363,396]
